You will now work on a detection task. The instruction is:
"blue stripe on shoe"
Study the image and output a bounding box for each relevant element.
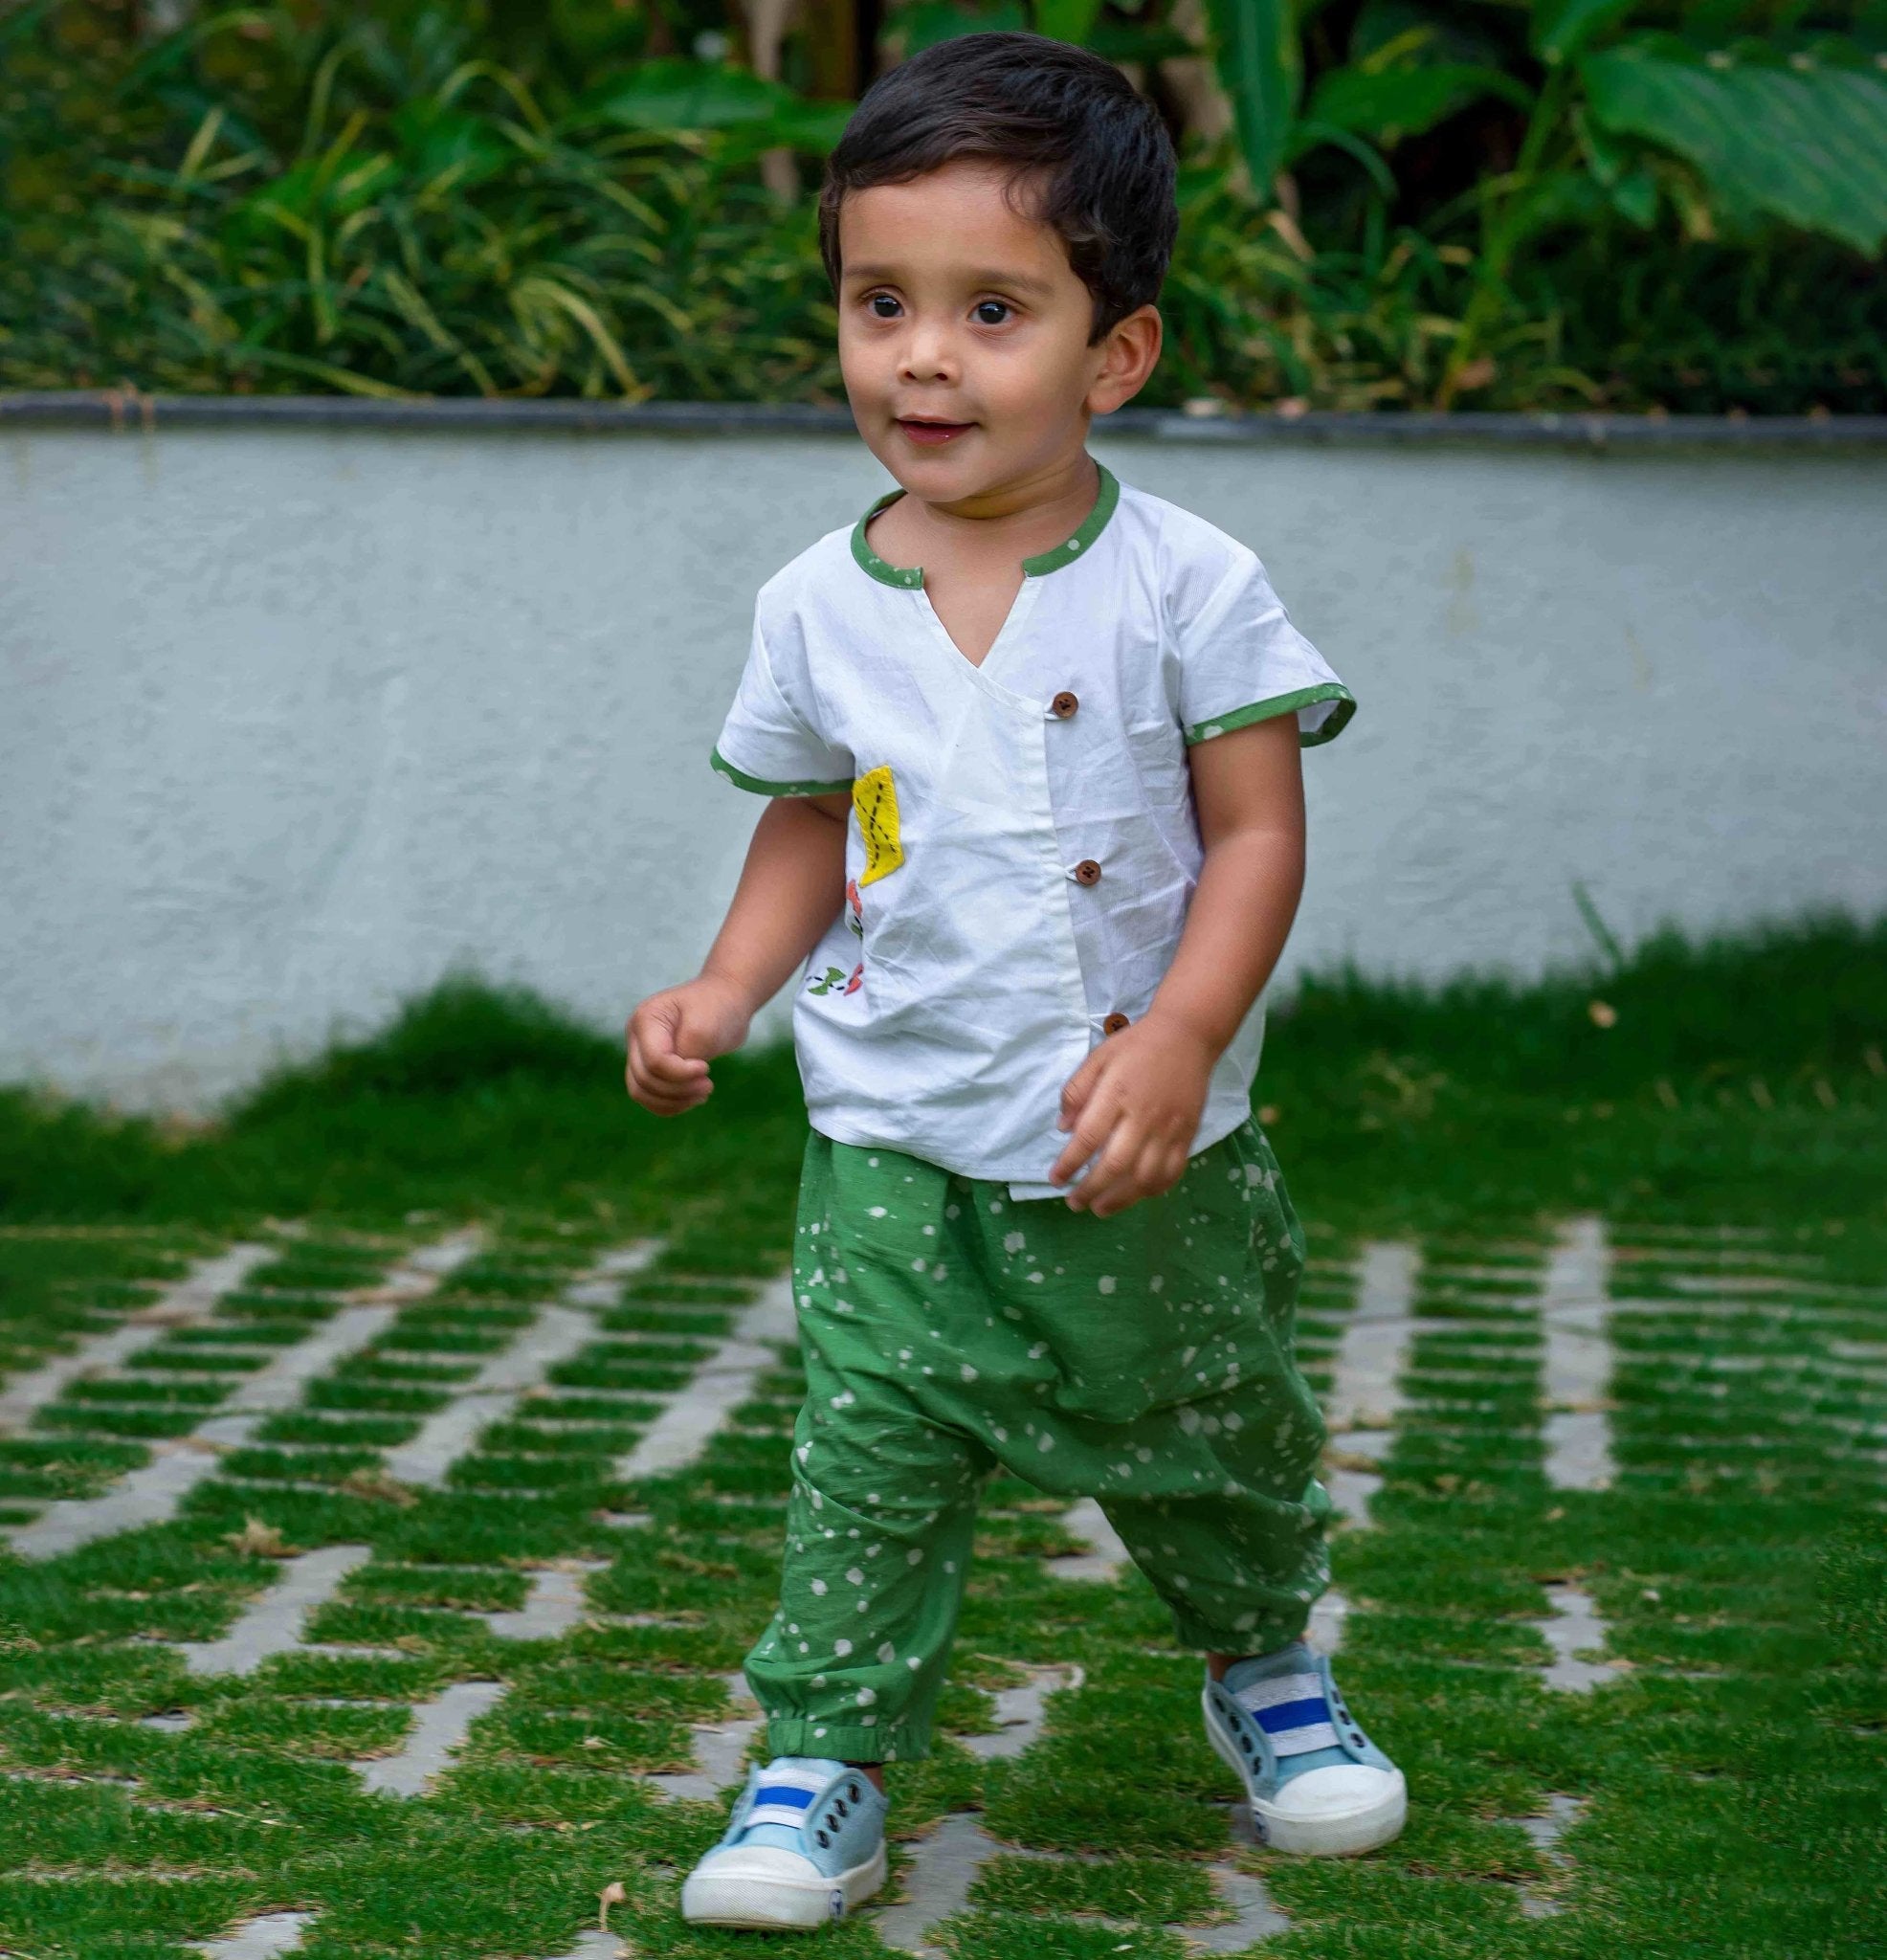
[1255,1696,1330,1734]
[754,1785,815,1809]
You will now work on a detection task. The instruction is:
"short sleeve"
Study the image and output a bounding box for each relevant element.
[710,613,855,796]
[1174,546,1356,748]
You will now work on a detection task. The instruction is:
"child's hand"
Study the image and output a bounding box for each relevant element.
[625,975,754,1116]
[1050,1013,1216,1216]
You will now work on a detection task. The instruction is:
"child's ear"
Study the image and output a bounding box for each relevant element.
[1091,304,1163,414]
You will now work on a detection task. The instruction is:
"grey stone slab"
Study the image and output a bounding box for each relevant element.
[1663,1272,1887,1302]
[179,1545,371,1677]
[196,1912,312,1958]
[1540,1218,1617,1492]
[614,1280,797,1483]
[1045,1495,1130,1582]
[962,1664,1082,1761]
[1537,1585,1624,1692]
[872,1807,1274,1957]
[1320,1462,1384,1528]
[399,1230,487,1279]
[561,1241,660,1310]
[3,1231,481,1559]
[485,1563,607,1640]
[471,1304,601,1394]
[1188,1863,1292,1949]
[648,1672,764,1801]
[873,1813,1006,1955]
[356,1679,508,1796]
[380,1247,661,1489]
[8,1439,238,1560]
[222,1303,399,1415]
[1325,1241,1420,1433]
[1321,1240,1420,1530]
[541,1936,624,1960]
[0,1240,272,1435]
[1517,1793,1587,1918]
[381,1392,512,1489]
[1306,1588,1351,1656]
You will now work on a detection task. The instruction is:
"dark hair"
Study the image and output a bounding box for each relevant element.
[817,31,1178,345]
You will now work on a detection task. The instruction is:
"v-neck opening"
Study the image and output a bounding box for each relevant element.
[916,570,1044,686]
[851,457,1119,683]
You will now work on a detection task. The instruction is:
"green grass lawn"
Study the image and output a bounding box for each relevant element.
[0,914,1881,1958]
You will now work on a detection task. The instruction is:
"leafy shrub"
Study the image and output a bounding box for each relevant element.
[1,1,1881,411]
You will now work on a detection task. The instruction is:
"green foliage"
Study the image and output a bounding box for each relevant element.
[0,973,808,1229]
[1034,0,1107,45]
[0,899,1881,1949]
[0,2,1882,410]
[1583,36,1887,254]
[1204,0,1302,193]
[1818,1523,1887,1667]
[1,912,1882,1248]
[1304,59,1531,147]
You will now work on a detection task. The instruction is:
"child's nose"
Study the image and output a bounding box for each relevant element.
[898,321,960,380]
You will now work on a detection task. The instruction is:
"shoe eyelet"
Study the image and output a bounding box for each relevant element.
[835,1798,848,1817]
[848,1781,862,1802]
[816,1829,830,1847]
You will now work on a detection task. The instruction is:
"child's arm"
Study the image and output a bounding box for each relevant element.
[1050,712,1305,1215]
[626,791,850,1115]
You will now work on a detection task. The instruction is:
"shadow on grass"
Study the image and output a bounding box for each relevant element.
[2,911,1882,1249]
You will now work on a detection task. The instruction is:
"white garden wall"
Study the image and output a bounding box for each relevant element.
[3,407,1883,1111]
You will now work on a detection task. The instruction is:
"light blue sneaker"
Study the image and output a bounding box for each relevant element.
[680,1755,889,1929]
[1201,1640,1407,1856]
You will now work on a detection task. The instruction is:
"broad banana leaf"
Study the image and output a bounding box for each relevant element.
[584,56,802,131]
[1531,0,1639,63]
[1205,0,1302,196]
[1581,38,1887,254]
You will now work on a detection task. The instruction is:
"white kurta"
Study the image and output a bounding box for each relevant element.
[710,458,1355,1200]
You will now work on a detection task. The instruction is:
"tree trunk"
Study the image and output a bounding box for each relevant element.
[1156,0,1233,148]
[742,0,806,203]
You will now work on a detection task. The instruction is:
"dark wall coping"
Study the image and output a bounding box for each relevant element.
[5,390,1886,449]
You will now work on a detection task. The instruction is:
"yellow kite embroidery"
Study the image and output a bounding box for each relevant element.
[853,765,905,886]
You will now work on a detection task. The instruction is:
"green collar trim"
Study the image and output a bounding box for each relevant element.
[851,487,922,589]
[849,458,1121,590]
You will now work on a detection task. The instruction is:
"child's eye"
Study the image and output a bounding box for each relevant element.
[974,301,1012,326]
[866,293,899,319]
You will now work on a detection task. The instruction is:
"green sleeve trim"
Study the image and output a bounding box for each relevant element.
[849,457,1121,590]
[710,747,854,797]
[1183,684,1357,749]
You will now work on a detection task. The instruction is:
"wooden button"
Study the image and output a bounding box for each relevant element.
[1073,858,1102,886]
[1050,690,1079,719]
[1101,1012,1130,1035]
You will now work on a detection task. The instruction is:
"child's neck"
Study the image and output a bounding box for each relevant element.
[869,447,1099,574]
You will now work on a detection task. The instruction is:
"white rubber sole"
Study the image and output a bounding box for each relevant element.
[1202,1688,1408,1857]
[681,1840,889,1929]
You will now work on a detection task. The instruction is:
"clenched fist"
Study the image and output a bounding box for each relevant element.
[624,975,755,1116]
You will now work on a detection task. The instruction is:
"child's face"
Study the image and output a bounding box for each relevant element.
[835,157,1158,500]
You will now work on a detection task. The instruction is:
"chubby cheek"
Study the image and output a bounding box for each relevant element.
[981,349,1099,442]
[837,331,894,410]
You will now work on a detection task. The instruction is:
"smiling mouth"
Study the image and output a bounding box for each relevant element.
[898,417,974,441]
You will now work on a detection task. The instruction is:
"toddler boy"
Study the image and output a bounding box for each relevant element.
[625,29,1404,1931]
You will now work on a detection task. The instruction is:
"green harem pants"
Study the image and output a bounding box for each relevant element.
[744,1116,1333,1763]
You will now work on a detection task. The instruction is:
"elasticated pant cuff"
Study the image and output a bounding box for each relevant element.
[767,1718,928,1764]
[1169,1605,1310,1656]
